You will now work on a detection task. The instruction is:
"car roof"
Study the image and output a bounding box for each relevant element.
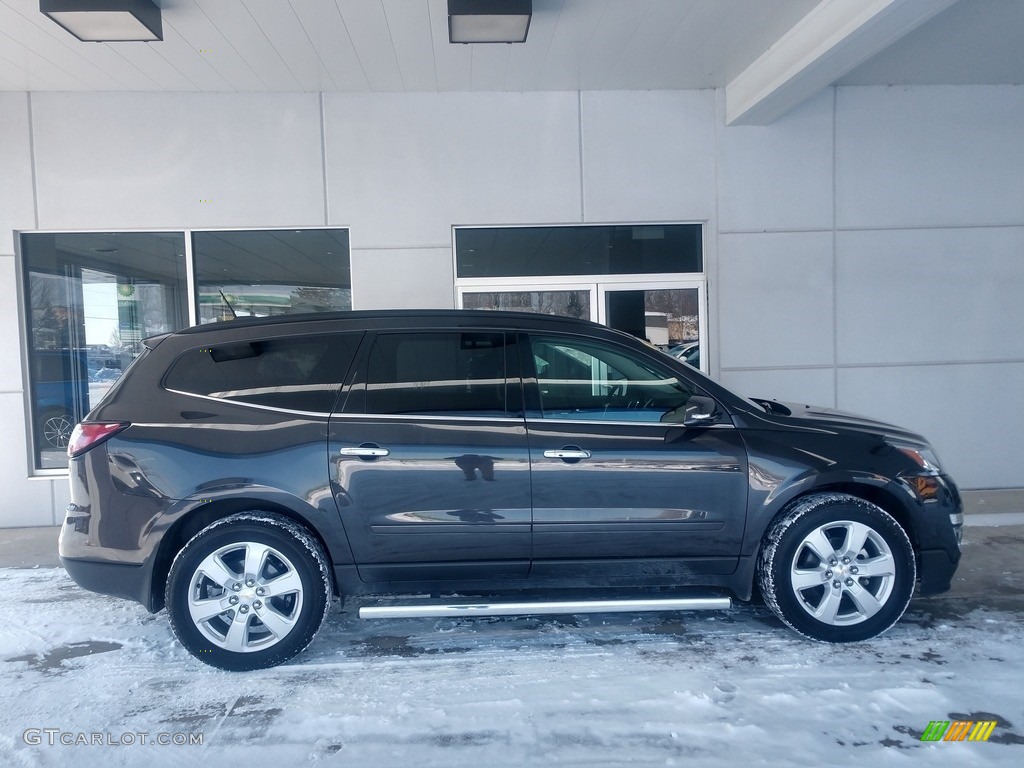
[170,309,604,337]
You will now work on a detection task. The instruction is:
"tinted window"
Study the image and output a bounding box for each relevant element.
[365,332,508,417]
[164,333,361,412]
[456,224,702,278]
[529,335,695,422]
[192,229,351,324]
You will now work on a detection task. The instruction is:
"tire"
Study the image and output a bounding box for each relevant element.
[165,513,332,671]
[757,493,916,643]
[39,410,75,450]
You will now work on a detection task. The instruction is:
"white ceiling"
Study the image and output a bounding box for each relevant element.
[0,1,1021,100]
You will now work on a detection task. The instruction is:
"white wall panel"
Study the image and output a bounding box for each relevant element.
[718,89,834,232]
[838,362,1024,489]
[0,92,35,255]
[31,92,325,230]
[0,257,25,392]
[0,393,55,527]
[324,92,581,248]
[719,367,836,408]
[718,232,835,369]
[351,247,454,310]
[836,85,1024,229]
[836,227,1024,365]
[581,91,716,223]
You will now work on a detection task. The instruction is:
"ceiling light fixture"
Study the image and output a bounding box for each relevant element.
[448,0,531,44]
[40,0,163,42]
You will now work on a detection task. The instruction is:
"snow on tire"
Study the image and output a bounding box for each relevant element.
[165,512,332,671]
[756,493,916,643]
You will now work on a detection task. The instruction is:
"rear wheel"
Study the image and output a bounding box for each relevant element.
[165,513,331,670]
[757,493,916,642]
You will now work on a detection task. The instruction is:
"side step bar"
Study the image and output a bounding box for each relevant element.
[359,597,731,620]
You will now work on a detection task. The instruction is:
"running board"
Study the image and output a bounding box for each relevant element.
[358,596,731,620]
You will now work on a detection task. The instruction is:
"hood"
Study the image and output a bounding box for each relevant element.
[752,399,928,444]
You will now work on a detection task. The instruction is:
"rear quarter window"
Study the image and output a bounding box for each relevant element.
[163,333,361,412]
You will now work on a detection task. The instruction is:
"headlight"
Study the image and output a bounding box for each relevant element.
[886,439,943,474]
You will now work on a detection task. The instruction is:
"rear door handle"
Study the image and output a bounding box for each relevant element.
[339,444,390,459]
[543,447,591,461]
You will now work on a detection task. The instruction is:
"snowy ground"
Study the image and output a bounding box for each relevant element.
[1,525,1023,767]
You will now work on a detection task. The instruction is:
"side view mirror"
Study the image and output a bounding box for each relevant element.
[682,395,720,427]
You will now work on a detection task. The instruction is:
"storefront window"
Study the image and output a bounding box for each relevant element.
[455,224,702,278]
[192,229,351,323]
[21,232,188,469]
[21,227,352,471]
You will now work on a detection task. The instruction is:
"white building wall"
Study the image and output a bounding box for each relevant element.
[0,85,1021,526]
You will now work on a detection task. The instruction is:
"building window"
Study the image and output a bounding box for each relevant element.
[455,224,702,278]
[20,227,351,472]
[21,232,188,470]
[454,223,707,372]
[192,229,351,323]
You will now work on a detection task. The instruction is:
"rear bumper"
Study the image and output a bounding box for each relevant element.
[60,556,157,612]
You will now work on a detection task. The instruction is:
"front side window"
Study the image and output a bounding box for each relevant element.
[528,335,696,423]
[364,332,509,417]
[164,333,361,413]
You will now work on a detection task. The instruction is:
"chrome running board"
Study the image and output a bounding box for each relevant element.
[359,596,731,620]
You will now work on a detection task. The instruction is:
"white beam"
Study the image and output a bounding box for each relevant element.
[726,0,960,126]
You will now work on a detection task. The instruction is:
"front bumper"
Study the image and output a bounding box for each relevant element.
[916,547,961,595]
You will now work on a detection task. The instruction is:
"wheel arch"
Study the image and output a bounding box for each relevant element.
[148,497,337,612]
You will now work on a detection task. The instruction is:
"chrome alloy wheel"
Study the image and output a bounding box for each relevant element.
[42,413,75,449]
[788,519,897,626]
[187,541,304,653]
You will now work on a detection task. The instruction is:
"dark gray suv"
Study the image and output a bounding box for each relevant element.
[59,310,963,670]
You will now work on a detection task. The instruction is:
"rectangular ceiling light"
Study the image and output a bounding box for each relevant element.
[40,0,163,42]
[448,0,532,44]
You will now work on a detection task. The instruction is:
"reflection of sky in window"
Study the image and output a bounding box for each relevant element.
[82,281,118,345]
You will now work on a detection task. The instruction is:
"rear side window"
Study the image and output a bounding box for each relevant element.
[164,333,361,412]
[365,332,508,417]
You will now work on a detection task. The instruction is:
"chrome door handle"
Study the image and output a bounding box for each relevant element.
[543,448,591,460]
[339,445,390,458]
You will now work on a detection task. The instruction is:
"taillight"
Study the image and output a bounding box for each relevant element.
[67,422,130,458]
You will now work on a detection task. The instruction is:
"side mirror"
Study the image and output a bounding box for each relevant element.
[682,395,720,427]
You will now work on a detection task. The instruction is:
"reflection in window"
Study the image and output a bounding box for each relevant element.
[21,232,188,469]
[529,335,694,423]
[366,333,508,417]
[462,290,590,320]
[164,333,361,413]
[192,229,351,323]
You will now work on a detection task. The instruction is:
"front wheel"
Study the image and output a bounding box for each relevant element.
[165,513,332,670]
[757,493,916,642]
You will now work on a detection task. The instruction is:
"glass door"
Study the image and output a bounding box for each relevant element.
[457,279,707,372]
[598,281,707,372]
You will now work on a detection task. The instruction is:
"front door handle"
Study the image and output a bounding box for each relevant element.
[543,447,591,462]
[339,444,390,459]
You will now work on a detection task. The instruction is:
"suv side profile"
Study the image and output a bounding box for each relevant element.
[59,311,963,670]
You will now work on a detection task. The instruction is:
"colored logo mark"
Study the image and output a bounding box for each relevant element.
[921,720,997,742]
